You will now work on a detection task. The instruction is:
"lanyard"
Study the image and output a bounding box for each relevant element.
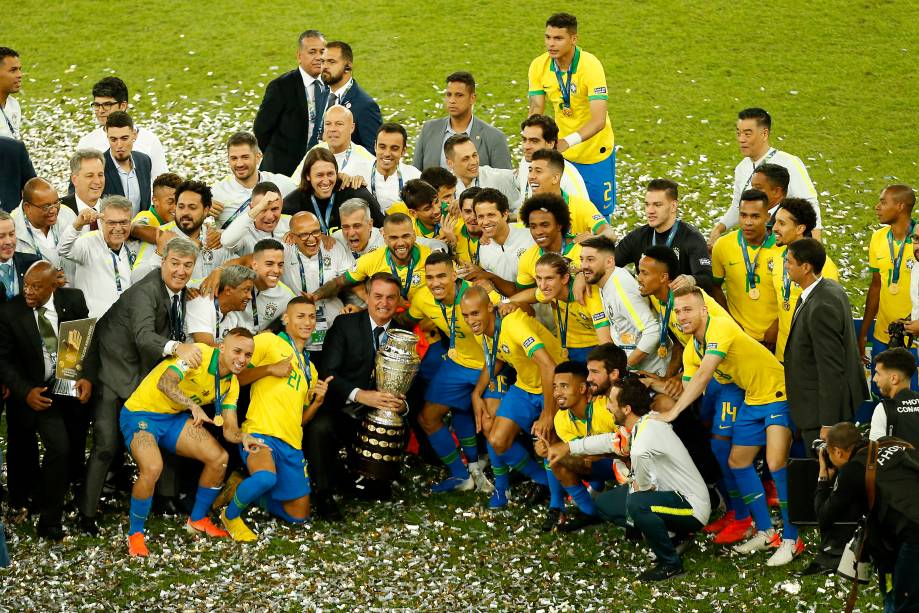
[1,262,17,299]
[554,293,571,349]
[658,292,674,348]
[109,247,134,294]
[482,313,502,382]
[552,48,579,111]
[568,400,594,437]
[24,221,58,261]
[740,234,765,290]
[781,249,792,304]
[221,196,252,230]
[744,149,778,191]
[437,281,463,349]
[213,299,227,340]
[651,220,680,248]
[416,218,440,238]
[280,331,312,387]
[887,221,915,285]
[311,193,336,234]
[370,166,403,199]
[297,250,325,292]
[0,105,15,136]
[339,146,353,170]
[692,318,710,361]
[250,288,260,328]
[213,360,229,420]
[461,226,480,265]
[386,247,417,299]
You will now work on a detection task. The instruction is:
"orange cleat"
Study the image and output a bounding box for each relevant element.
[186,517,229,538]
[703,509,736,534]
[128,532,149,557]
[713,516,754,545]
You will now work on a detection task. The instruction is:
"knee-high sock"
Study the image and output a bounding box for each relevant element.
[770,466,797,540]
[129,496,152,535]
[731,464,771,531]
[545,460,565,510]
[190,485,222,522]
[427,426,468,479]
[226,470,276,520]
[487,443,509,493]
[711,438,749,520]
[259,496,305,524]
[564,483,597,516]
[451,412,479,464]
[500,442,548,486]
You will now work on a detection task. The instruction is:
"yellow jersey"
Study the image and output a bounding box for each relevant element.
[564,191,607,235]
[344,243,432,302]
[868,225,916,343]
[408,281,499,369]
[125,344,239,415]
[771,247,840,361]
[682,315,786,406]
[454,221,481,266]
[649,288,730,348]
[480,309,562,394]
[132,208,168,228]
[711,230,781,341]
[517,239,582,288]
[527,48,615,165]
[414,217,443,240]
[554,397,617,442]
[242,332,318,449]
[536,285,608,348]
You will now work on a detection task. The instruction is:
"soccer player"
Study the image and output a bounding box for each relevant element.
[527,148,613,240]
[402,179,444,240]
[858,184,918,393]
[528,13,616,216]
[406,252,495,493]
[133,172,182,228]
[186,265,257,346]
[219,298,332,540]
[708,107,821,246]
[235,239,296,333]
[516,193,582,290]
[770,197,840,361]
[463,286,562,507]
[419,166,458,216]
[516,114,588,211]
[662,287,801,567]
[447,186,483,267]
[120,328,263,557]
[710,188,782,346]
[465,188,534,297]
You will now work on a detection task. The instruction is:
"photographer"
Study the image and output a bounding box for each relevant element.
[815,422,919,611]
[870,348,919,445]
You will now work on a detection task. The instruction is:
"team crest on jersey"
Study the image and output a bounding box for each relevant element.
[767,258,775,272]
[323,255,332,267]
[203,249,214,265]
[265,302,279,318]
[569,83,577,94]
[411,273,421,286]
[500,343,511,354]
[577,312,591,325]
[908,260,916,270]
[516,248,528,258]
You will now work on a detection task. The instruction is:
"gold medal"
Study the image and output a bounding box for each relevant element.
[561,348,569,360]
[562,106,573,117]
[889,282,900,295]
[213,415,224,427]
[657,345,668,359]
[621,332,635,345]
[748,287,760,300]
[488,381,496,392]
[783,301,790,311]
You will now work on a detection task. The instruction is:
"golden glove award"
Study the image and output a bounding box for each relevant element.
[52,317,97,396]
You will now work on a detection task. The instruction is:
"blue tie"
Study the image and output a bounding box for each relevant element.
[0,262,14,299]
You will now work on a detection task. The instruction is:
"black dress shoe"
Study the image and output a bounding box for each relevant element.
[796,561,833,577]
[639,562,685,582]
[558,510,601,532]
[519,483,550,506]
[313,493,343,522]
[37,523,65,541]
[541,507,564,532]
[78,514,100,536]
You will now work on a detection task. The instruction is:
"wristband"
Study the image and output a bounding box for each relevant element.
[563,132,583,148]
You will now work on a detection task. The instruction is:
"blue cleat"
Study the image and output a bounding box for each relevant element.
[488,489,510,509]
[431,476,474,493]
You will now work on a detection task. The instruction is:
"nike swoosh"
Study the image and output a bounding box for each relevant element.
[727,261,738,266]
[718,424,731,429]
[769,414,784,419]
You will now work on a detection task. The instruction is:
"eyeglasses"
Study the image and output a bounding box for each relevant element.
[102,220,131,228]
[90,101,119,111]
[26,201,61,214]
[294,230,323,240]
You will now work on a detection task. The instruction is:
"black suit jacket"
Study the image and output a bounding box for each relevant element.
[282,183,385,229]
[103,150,152,212]
[0,135,36,212]
[88,268,184,399]
[314,78,382,152]
[0,252,41,302]
[784,278,868,431]
[0,288,89,403]
[254,69,313,177]
[319,311,409,408]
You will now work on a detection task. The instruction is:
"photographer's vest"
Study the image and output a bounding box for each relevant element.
[880,389,919,448]
[869,438,919,533]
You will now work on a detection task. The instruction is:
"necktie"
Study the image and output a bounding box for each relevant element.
[37,306,58,355]
[373,326,385,352]
[791,296,804,325]
[0,262,13,299]
[312,80,322,110]
[329,93,339,109]
[170,295,182,341]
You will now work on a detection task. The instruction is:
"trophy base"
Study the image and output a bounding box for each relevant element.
[351,409,405,482]
[51,378,80,397]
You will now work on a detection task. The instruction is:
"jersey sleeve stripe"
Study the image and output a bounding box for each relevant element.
[525,342,545,358]
[612,277,646,332]
[167,364,185,380]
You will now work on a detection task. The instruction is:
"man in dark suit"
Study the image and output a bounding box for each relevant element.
[102,111,152,215]
[0,209,40,301]
[254,30,327,176]
[0,135,35,212]
[784,238,868,448]
[61,149,106,216]
[77,237,204,533]
[412,71,513,171]
[0,261,92,539]
[315,41,382,153]
[309,272,407,519]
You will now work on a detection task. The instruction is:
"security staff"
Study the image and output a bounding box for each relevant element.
[870,348,919,446]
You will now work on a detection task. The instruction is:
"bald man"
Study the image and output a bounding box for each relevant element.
[12,178,77,275]
[291,105,375,183]
[0,260,92,539]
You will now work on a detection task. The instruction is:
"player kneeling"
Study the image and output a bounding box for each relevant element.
[121,328,262,557]
[219,297,331,541]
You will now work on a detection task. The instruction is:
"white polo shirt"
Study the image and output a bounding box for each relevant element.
[478,225,534,282]
[0,96,22,139]
[235,282,296,333]
[185,295,242,344]
[368,162,421,210]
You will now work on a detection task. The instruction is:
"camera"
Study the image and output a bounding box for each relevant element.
[888,321,909,348]
[811,438,827,455]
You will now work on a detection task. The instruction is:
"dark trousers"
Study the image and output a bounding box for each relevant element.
[302,403,359,494]
[79,382,125,518]
[884,541,919,613]
[4,401,39,510]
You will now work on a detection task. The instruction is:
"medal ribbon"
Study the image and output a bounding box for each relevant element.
[887,220,915,286]
[568,399,594,437]
[437,281,464,350]
[370,166,403,198]
[213,354,228,421]
[220,196,252,230]
[554,293,571,351]
[386,247,417,299]
[483,312,503,383]
[280,330,312,387]
[781,249,792,304]
[310,193,336,234]
[297,249,324,293]
[250,288,260,328]
[651,220,681,248]
[658,291,674,350]
[552,47,580,111]
[740,234,765,291]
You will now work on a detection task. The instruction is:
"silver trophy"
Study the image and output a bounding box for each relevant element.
[352,329,421,481]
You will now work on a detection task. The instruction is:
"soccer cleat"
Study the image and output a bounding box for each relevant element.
[431,476,474,494]
[488,489,510,509]
[220,509,257,542]
[733,529,780,554]
[766,537,805,567]
[704,510,737,534]
[186,517,229,538]
[713,516,754,545]
[541,507,564,532]
[127,532,149,557]
[558,510,601,532]
[469,463,494,494]
[764,479,779,508]
[611,459,631,485]
[212,471,244,510]
[639,562,685,582]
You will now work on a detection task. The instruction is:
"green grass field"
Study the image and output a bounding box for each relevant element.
[3,0,916,609]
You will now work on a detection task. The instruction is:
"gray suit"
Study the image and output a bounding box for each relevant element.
[784,278,868,446]
[79,268,186,517]
[412,116,513,170]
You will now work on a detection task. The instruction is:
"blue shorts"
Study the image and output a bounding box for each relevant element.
[700,379,743,437]
[565,346,597,364]
[496,385,544,431]
[418,340,447,383]
[571,149,616,218]
[425,357,479,410]
[120,407,187,454]
[733,400,793,447]
[240,434,311,501]
[587,457,616,482]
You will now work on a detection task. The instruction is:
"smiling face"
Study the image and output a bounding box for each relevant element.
[425,261,457,303]
[174,190,208,236]
[772,207,803,247]
[460,291,493,336]
[474,200,507,240]
[527,159,561,195]
[100,205,132,249]
[220,279,255,312]
[218,333,255,375]
[72,157,105,204]
[784,249,809,286]
[160,250,196,293]
[459,197,480,234]
[535,262,569,301]
[521,125,553,162]
[308,160,337,199]
[254,192,283,233]
[228,144,260,183]
[446,141,479,181]
[585,359,612,397]
[673,292,707,336]
[412,198,442,229]
[383,219,416,264]
[0,218,15,261]
[553,372,585,410]
[375,130,405,174]
[151,185,177,223]
[283,300,318,344]
[339,207,371,253]
[291,213,322,257]
[297,35,326,78]
[23,184,61,229]
[579,246,612,285]
[527,209,561,250]
[366,278,399,324]
[252,247,284,288]
[323,106,354,152]
[22,264,56,309]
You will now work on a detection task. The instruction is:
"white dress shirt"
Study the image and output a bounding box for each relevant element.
[348,315,391,402]
[299,66,324,146]
[211,171,298,228]
[58,226,133,319]
[77,126,169,179]
[34,295,58,380]
[369,162,421,210]
[220,211,292,256]
[0,96,22,139]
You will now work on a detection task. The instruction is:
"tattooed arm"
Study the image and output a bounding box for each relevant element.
[156,367,213,427]
[219,407,268,452]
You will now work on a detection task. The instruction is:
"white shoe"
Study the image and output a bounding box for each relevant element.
[469,462,494,494]
[732,529,779,554]
[766,538,803,567]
